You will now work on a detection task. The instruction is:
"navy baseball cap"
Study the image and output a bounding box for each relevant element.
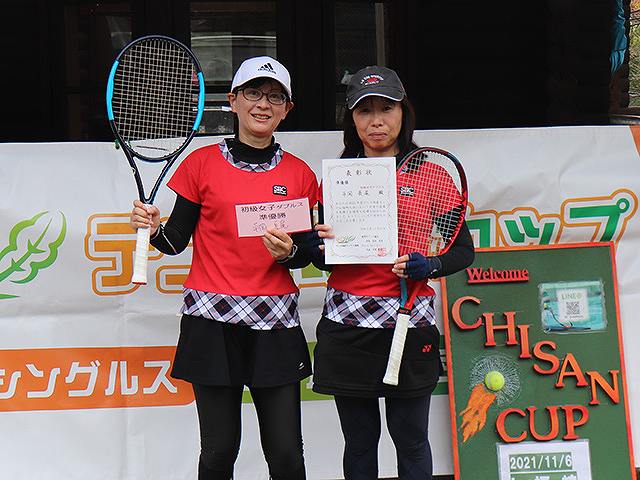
[346,66,406,109]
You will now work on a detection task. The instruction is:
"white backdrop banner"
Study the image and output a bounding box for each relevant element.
[1,126,639,479]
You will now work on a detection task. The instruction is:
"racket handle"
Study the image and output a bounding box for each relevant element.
[383,312,410,386]
[131,226,151,285]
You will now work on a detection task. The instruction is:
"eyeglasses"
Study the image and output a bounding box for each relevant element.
[238,88,288,105]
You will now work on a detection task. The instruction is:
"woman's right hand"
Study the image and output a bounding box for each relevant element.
[308,224,334,261]
[130,200,161,236]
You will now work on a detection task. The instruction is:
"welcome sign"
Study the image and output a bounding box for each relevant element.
[442,244,635,480]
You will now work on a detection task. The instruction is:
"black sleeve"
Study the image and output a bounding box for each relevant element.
[437,220,475,276]
[277,229,313,270]
[309,203,473,275]
[149,194,200,255]
[308,203,332,272]
[276,207,315,270]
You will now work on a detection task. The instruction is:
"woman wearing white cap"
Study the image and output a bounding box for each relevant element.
[130,56,317,480]
[308,66,474,480]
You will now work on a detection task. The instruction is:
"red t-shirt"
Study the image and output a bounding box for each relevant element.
[320,180,435,297]
[168,144,318,296]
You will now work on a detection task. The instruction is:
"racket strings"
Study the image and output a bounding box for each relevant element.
[119,43,195,128]
[118,44,195,140]
[397,152,465,257]
[112,39,200,159]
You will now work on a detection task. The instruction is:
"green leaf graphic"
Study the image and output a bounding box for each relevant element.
[0,211,67,297]
[0,211,48,262]
[13,214,67,284]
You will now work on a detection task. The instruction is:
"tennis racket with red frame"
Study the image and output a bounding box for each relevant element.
[383,147,468,385]
[106,35,205,285]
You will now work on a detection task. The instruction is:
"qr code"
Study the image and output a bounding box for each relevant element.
[566,301,582,316]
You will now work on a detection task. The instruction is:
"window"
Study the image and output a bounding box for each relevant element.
[191,1,277,134]
[63,2,132,140]
[334,2,390,127]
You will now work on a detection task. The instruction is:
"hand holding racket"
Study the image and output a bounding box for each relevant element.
[393,252,441,280]
[130,200,161,234]
[383,147,468,386]
[106,35,205,284]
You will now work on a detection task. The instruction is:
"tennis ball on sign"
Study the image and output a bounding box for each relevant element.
[484,370,505,392]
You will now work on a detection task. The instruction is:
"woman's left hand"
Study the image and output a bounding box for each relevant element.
[393,252,441,280]
[392,254,411,278]
[263,228,294,261]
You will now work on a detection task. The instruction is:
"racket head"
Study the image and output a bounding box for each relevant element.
[396,147,468,258]
[106,35,205,163]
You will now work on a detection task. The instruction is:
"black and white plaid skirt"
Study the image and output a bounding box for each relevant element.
[171,314,312,387]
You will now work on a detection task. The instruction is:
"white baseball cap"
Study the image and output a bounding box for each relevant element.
[231,56,292,100]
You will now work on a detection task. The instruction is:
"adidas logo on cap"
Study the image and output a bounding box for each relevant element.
[257,63,276,74]
[231,56,293,99]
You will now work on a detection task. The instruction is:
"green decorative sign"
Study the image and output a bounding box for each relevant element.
[442,243,636,480]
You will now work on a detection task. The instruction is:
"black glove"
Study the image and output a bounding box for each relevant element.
[306,230,326,265]
[405,253,442,280]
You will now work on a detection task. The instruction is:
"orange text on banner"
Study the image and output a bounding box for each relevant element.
[0,346,193,412]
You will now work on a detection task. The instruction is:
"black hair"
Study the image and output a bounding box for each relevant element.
[231,77,290,101]
[340,96,418,159]
[230,78,290,136]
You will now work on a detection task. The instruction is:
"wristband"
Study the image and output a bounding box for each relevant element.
[277,243,298,263]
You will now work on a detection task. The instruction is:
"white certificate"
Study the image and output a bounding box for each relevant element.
[322,157,398,264]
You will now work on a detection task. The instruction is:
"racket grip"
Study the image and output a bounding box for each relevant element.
[131,226,151,285]
[383,312,410,386]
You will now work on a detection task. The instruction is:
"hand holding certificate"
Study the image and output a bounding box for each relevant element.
[322,157,398,264]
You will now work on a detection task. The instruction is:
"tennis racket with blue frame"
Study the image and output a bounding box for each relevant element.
[106,35,205,284]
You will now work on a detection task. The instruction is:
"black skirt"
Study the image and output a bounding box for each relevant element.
[312,316,443,398]
[171,314,312,388]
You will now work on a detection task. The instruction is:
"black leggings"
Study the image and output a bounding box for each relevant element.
[334,394,433,480]
[193,383,306,480]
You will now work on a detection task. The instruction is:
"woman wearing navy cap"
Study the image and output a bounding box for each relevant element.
[130,56,317,480]
[309,66,474,480]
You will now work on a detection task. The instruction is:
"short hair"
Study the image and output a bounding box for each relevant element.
[340,96,418,159]
[231,77,289,101]
[230,78,290,136]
